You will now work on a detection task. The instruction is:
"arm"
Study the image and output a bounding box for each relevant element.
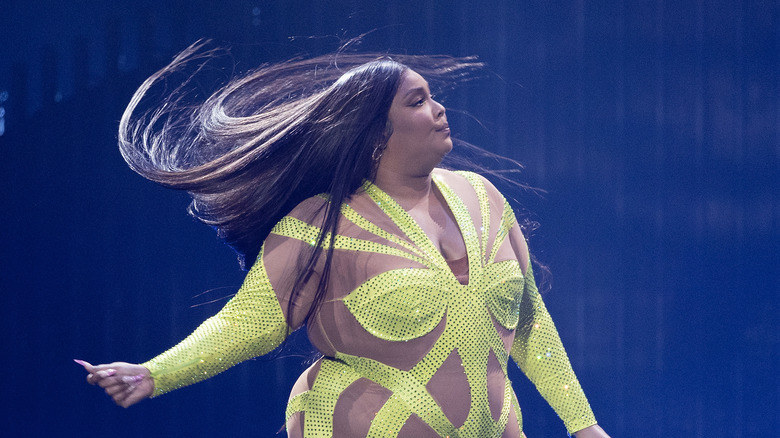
[467,172,607,436]
[506,220,599,435]
[79,240,291,406]
[142,242,289,396]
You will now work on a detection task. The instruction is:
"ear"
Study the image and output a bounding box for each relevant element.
[382,120,394,141]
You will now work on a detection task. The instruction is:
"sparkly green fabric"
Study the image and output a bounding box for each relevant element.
[141,245,288,397]
[508,255,596,433]
[142,170,596,436]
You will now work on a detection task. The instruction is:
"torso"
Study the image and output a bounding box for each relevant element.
[268,169,528,437]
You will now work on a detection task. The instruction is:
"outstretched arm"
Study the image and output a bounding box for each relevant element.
[78,237,293,406]
[139,243,289,397]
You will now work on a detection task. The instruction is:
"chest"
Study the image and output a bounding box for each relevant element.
[403,193,467,261]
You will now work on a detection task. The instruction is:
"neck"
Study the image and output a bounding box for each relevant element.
[373,165,435,208]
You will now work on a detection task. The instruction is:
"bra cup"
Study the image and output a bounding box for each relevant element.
[342,268,450,342]
[483,260,525,330]
[341,260,525,341]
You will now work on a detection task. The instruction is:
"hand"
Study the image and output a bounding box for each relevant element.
[574,424,610,438]
[75,359,154,408]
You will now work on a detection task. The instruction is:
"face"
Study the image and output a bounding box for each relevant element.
[382,69,451,173]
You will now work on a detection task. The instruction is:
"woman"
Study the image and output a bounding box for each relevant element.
[78,42,610,437]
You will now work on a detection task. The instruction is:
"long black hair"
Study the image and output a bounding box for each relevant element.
[118,41,483,327]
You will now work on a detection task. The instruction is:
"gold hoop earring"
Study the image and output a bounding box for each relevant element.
[372,143,386,163]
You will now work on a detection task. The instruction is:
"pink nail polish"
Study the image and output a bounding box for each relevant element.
[73,359,87,367]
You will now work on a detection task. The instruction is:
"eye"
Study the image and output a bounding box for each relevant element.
[412,94,434,107]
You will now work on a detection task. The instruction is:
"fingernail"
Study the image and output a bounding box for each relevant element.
[132,374,145,383]
[100,369,117,377]
[73,359,87,367]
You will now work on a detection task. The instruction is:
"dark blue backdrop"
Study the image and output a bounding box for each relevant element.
[1,1,777,436]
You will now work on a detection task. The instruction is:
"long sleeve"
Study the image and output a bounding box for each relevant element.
[509,265,597,434]
[141,244,289,397]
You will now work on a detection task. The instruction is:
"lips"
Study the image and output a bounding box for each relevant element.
[435,123,450,132]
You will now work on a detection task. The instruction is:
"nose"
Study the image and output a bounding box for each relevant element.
[433,98,446,119]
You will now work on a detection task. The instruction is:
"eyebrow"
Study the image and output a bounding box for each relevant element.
[403,85,429,98]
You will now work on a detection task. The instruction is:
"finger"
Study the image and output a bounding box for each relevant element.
[105,383,130,396]
[96,375,127,389]
[100,372,146,391]
[119,397,138,409]
[111,382,140,406]
[97,369,117,379]
[91,363,121,372]
[86,368,117,385]
[111,386,132,403]
[78,360,119,374]
[86,372,106,385]
[74,359,95,371]
[121,375,145,385]
[118,397,134,409]
[87,368,116,385]
[119,389,147,408]
[110,375,145,396]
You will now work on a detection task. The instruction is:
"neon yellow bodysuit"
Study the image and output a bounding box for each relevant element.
[142,169,597,437]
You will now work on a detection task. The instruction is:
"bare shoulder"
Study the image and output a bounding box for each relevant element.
[436,169,529,267]
[433,168,477,202]
[434,168,507,206]
[285,195,329,224]
[473,172,507,204]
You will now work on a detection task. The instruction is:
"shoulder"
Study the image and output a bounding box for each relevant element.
[433,168,508,207]
[263,195,330,246]
[437,168,528,264]
[285,194,330,225]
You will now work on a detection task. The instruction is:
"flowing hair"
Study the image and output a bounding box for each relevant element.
[118,41,484,328]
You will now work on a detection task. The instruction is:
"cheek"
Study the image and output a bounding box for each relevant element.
[395,114,430,138]
[386,107,436,148]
